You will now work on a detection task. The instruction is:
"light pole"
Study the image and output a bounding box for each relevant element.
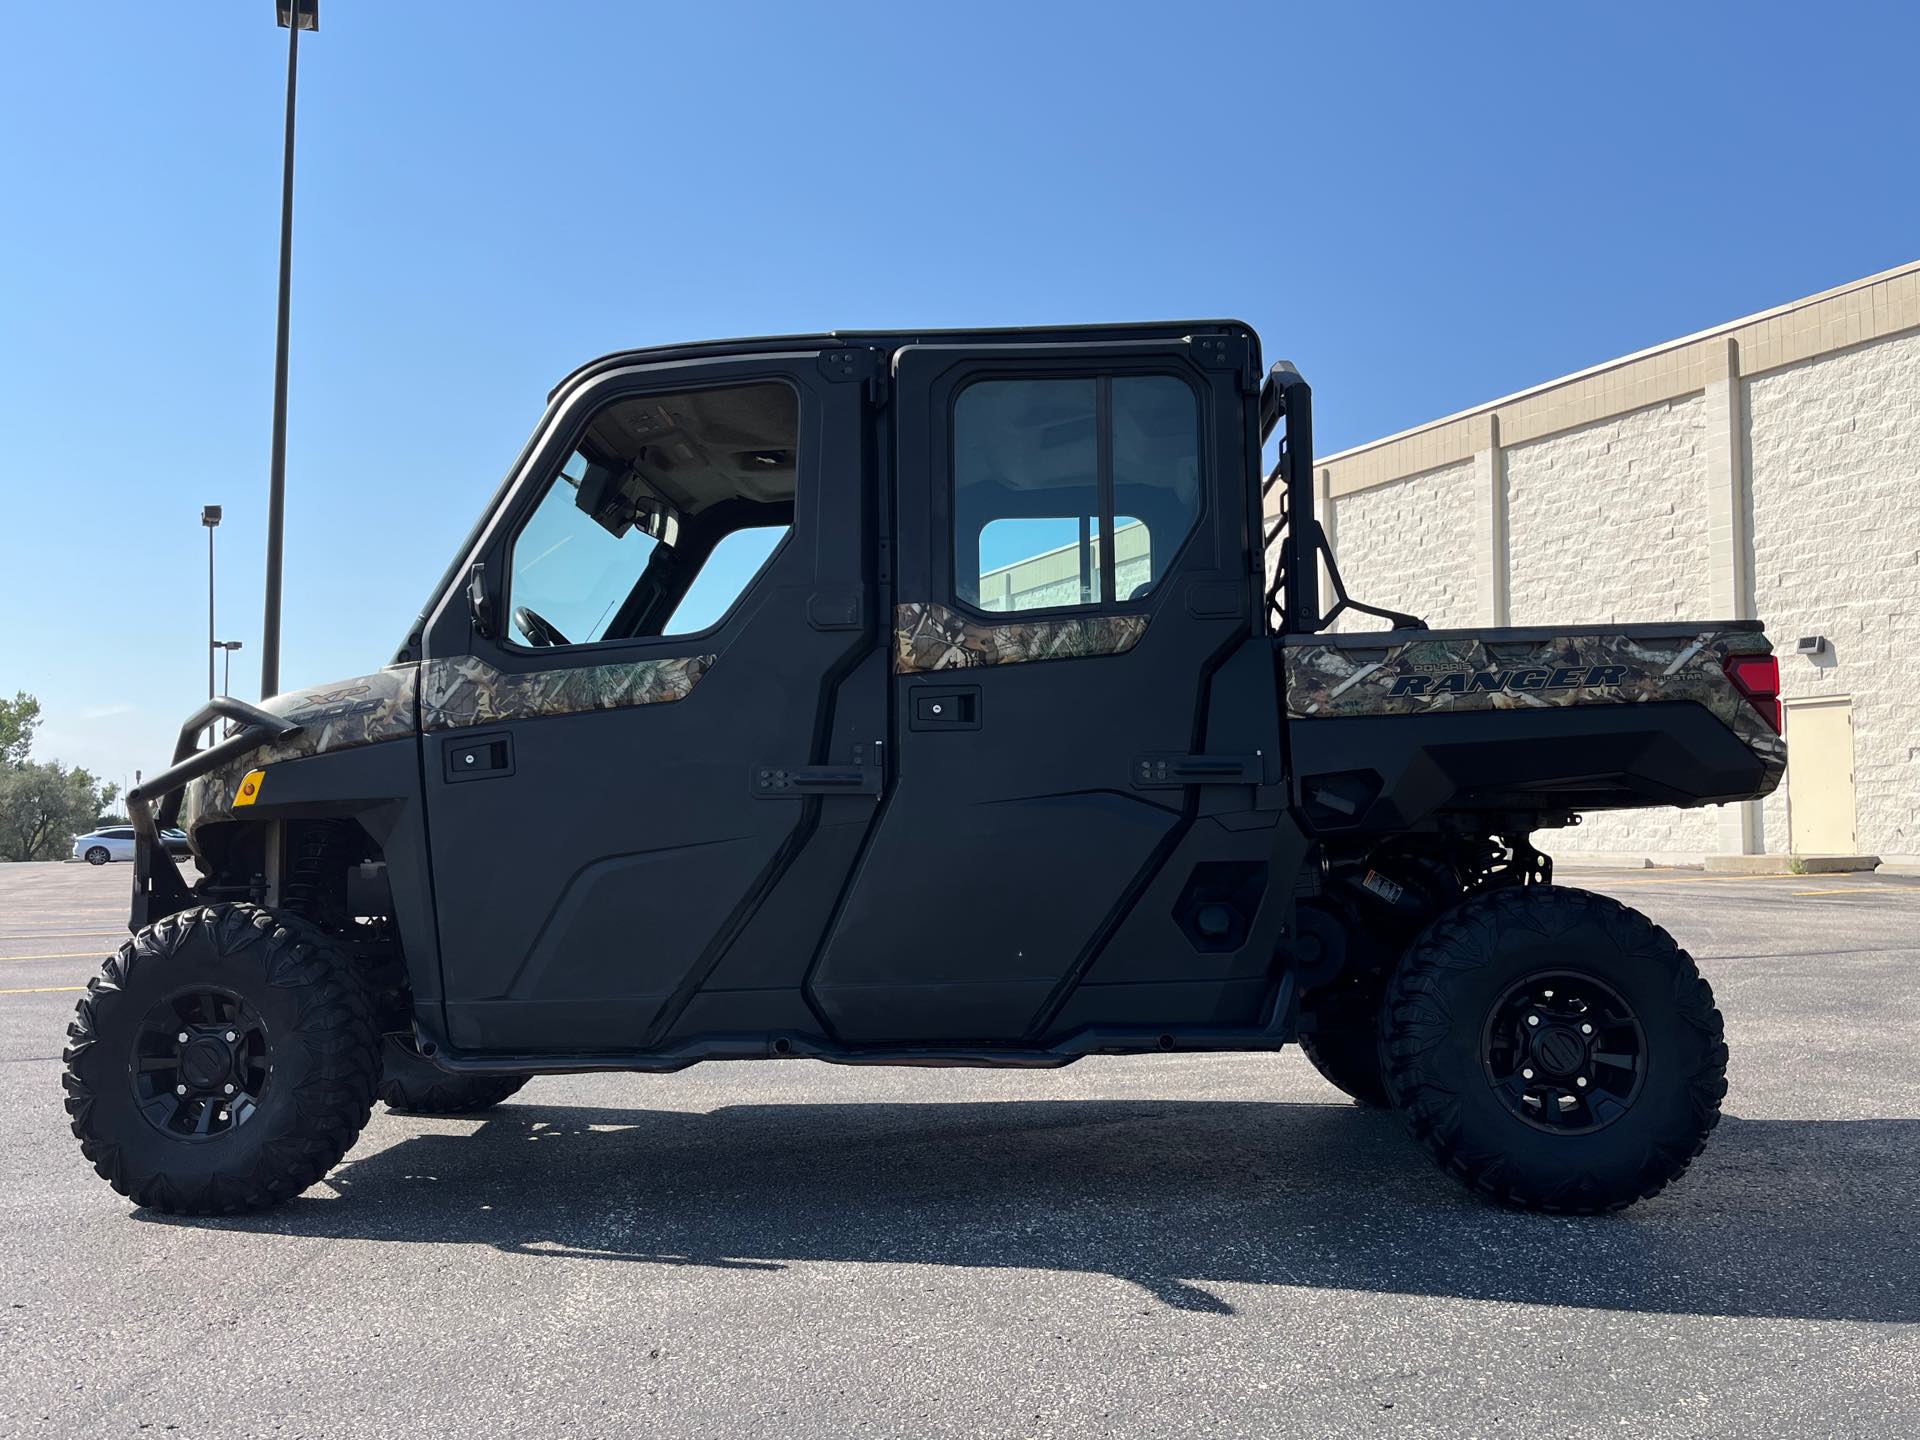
[261,0,319,700]
[202,505,223,743]
[216,641,244,698]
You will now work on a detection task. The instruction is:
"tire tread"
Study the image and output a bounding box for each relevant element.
[1378,884,1727,1214]
[62,904,380,1215]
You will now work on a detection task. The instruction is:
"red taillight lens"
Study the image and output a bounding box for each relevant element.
[1723,654,1781,734]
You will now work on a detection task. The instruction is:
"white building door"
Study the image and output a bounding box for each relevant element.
[1786,697,1856,855]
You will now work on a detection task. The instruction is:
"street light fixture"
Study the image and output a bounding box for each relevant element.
[202,505,223,743]
[261,0,319,700]
[215,640,245,699]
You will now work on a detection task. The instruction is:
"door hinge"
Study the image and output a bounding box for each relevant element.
[818,345,888,408]
[1188,332,1256,390]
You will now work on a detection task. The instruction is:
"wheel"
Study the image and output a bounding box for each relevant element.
[1379,885,1726,1214]
[62,904,380,1214]
[85,846,110,866]
[378,1034,527,1114]
[1297,980,1390,1107]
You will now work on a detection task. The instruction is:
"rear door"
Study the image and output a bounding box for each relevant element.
[418,348,884,1054]
[811,335,1266,1042]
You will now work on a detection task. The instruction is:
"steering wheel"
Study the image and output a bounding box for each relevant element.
[512,605,571,648]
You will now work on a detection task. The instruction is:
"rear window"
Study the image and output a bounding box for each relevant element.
[952,374,1202,615]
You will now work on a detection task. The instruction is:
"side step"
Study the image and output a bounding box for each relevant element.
[409,978,1298,1077]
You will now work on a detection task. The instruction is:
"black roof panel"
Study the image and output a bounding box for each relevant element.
[550,319,1256,399]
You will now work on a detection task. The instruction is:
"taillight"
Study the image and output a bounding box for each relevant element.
[1723,654,1781,734]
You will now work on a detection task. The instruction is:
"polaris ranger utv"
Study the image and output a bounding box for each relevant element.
[64,322,1785,1216]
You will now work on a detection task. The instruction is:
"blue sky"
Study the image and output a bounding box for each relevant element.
[3,2,1917,790]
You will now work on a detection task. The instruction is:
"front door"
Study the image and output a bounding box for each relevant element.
[811,336,1268,1042]
[419,349,884,1054]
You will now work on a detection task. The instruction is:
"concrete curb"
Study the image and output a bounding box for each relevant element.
[1703,854,1881,875]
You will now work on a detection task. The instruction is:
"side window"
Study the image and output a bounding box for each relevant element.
[507,381,797,648]
[953,375,1201,615]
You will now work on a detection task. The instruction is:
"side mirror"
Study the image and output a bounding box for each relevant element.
[466,561,495,639]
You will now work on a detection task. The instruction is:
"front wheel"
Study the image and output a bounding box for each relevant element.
[85,846,110,866]
[62,904,380,1214]
[1379,885,1726,1214]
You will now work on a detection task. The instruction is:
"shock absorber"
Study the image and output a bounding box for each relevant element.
[280,819,357,927]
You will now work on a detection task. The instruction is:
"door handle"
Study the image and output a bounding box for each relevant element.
[445,733,514,782]
[909,686,981,731]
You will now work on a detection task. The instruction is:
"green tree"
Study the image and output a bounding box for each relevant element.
[0,691,40,767]
[0,761,120,861]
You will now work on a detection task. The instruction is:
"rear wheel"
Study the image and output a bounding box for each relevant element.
[1380,885,1726,1213]
[62,904,380,1214]
[1297,980,1390,1107]
[379,1035,527,1115]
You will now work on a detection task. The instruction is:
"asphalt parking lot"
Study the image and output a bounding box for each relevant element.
[2,862,1916,1438]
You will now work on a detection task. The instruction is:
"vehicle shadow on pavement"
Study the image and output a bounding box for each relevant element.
[144,1098,1918,1321]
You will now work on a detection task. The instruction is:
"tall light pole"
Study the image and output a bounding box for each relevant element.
[202,505,223,743]
[216,640,244,698]
[261,0,319,700]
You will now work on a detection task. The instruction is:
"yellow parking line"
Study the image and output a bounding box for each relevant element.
[1792,886,1920,897]
[0,930,125,941]
[0,951,110,963]
[1593,873,1814,886]
[0,985,87,995]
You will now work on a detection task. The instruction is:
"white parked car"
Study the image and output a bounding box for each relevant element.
[71,827,189,865]
[72,827,136,865]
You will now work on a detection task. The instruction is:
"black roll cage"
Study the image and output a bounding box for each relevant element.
[123,696,304,930]
[1258,363,1425,636]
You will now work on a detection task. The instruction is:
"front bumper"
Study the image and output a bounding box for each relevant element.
[124,697,306,931]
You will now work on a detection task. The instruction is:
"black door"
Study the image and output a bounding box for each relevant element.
[418,348,884,1055]
[811,336,1266,1043]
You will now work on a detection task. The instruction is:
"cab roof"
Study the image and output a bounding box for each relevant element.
[549,319,1256,400]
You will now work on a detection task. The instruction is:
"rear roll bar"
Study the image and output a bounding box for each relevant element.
[1258,363,1427,636]
[125,697,303,931]
[1259,362,1321,634]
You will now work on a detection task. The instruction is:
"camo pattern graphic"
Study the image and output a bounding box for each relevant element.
[183,665,420,828]
[1283,629,1786,779]
[894,601,1148,673]
[420,652,713,731]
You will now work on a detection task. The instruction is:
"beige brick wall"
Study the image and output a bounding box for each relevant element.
[1326,461,1481,632]
[1749,328,1920,857]
[1499,395,1721,856]
[1506,395,1712,627]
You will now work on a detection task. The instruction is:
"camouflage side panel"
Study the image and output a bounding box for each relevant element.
[1282,629,1786,783]
[183,664,420,829]
[419,652,714,731]
[894,601,1149,673]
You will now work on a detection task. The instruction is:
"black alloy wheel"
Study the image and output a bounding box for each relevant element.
[1481,971,1648,1135]
[128,988,271,1141]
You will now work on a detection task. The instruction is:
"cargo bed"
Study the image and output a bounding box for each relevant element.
[1279,621,1785,832]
